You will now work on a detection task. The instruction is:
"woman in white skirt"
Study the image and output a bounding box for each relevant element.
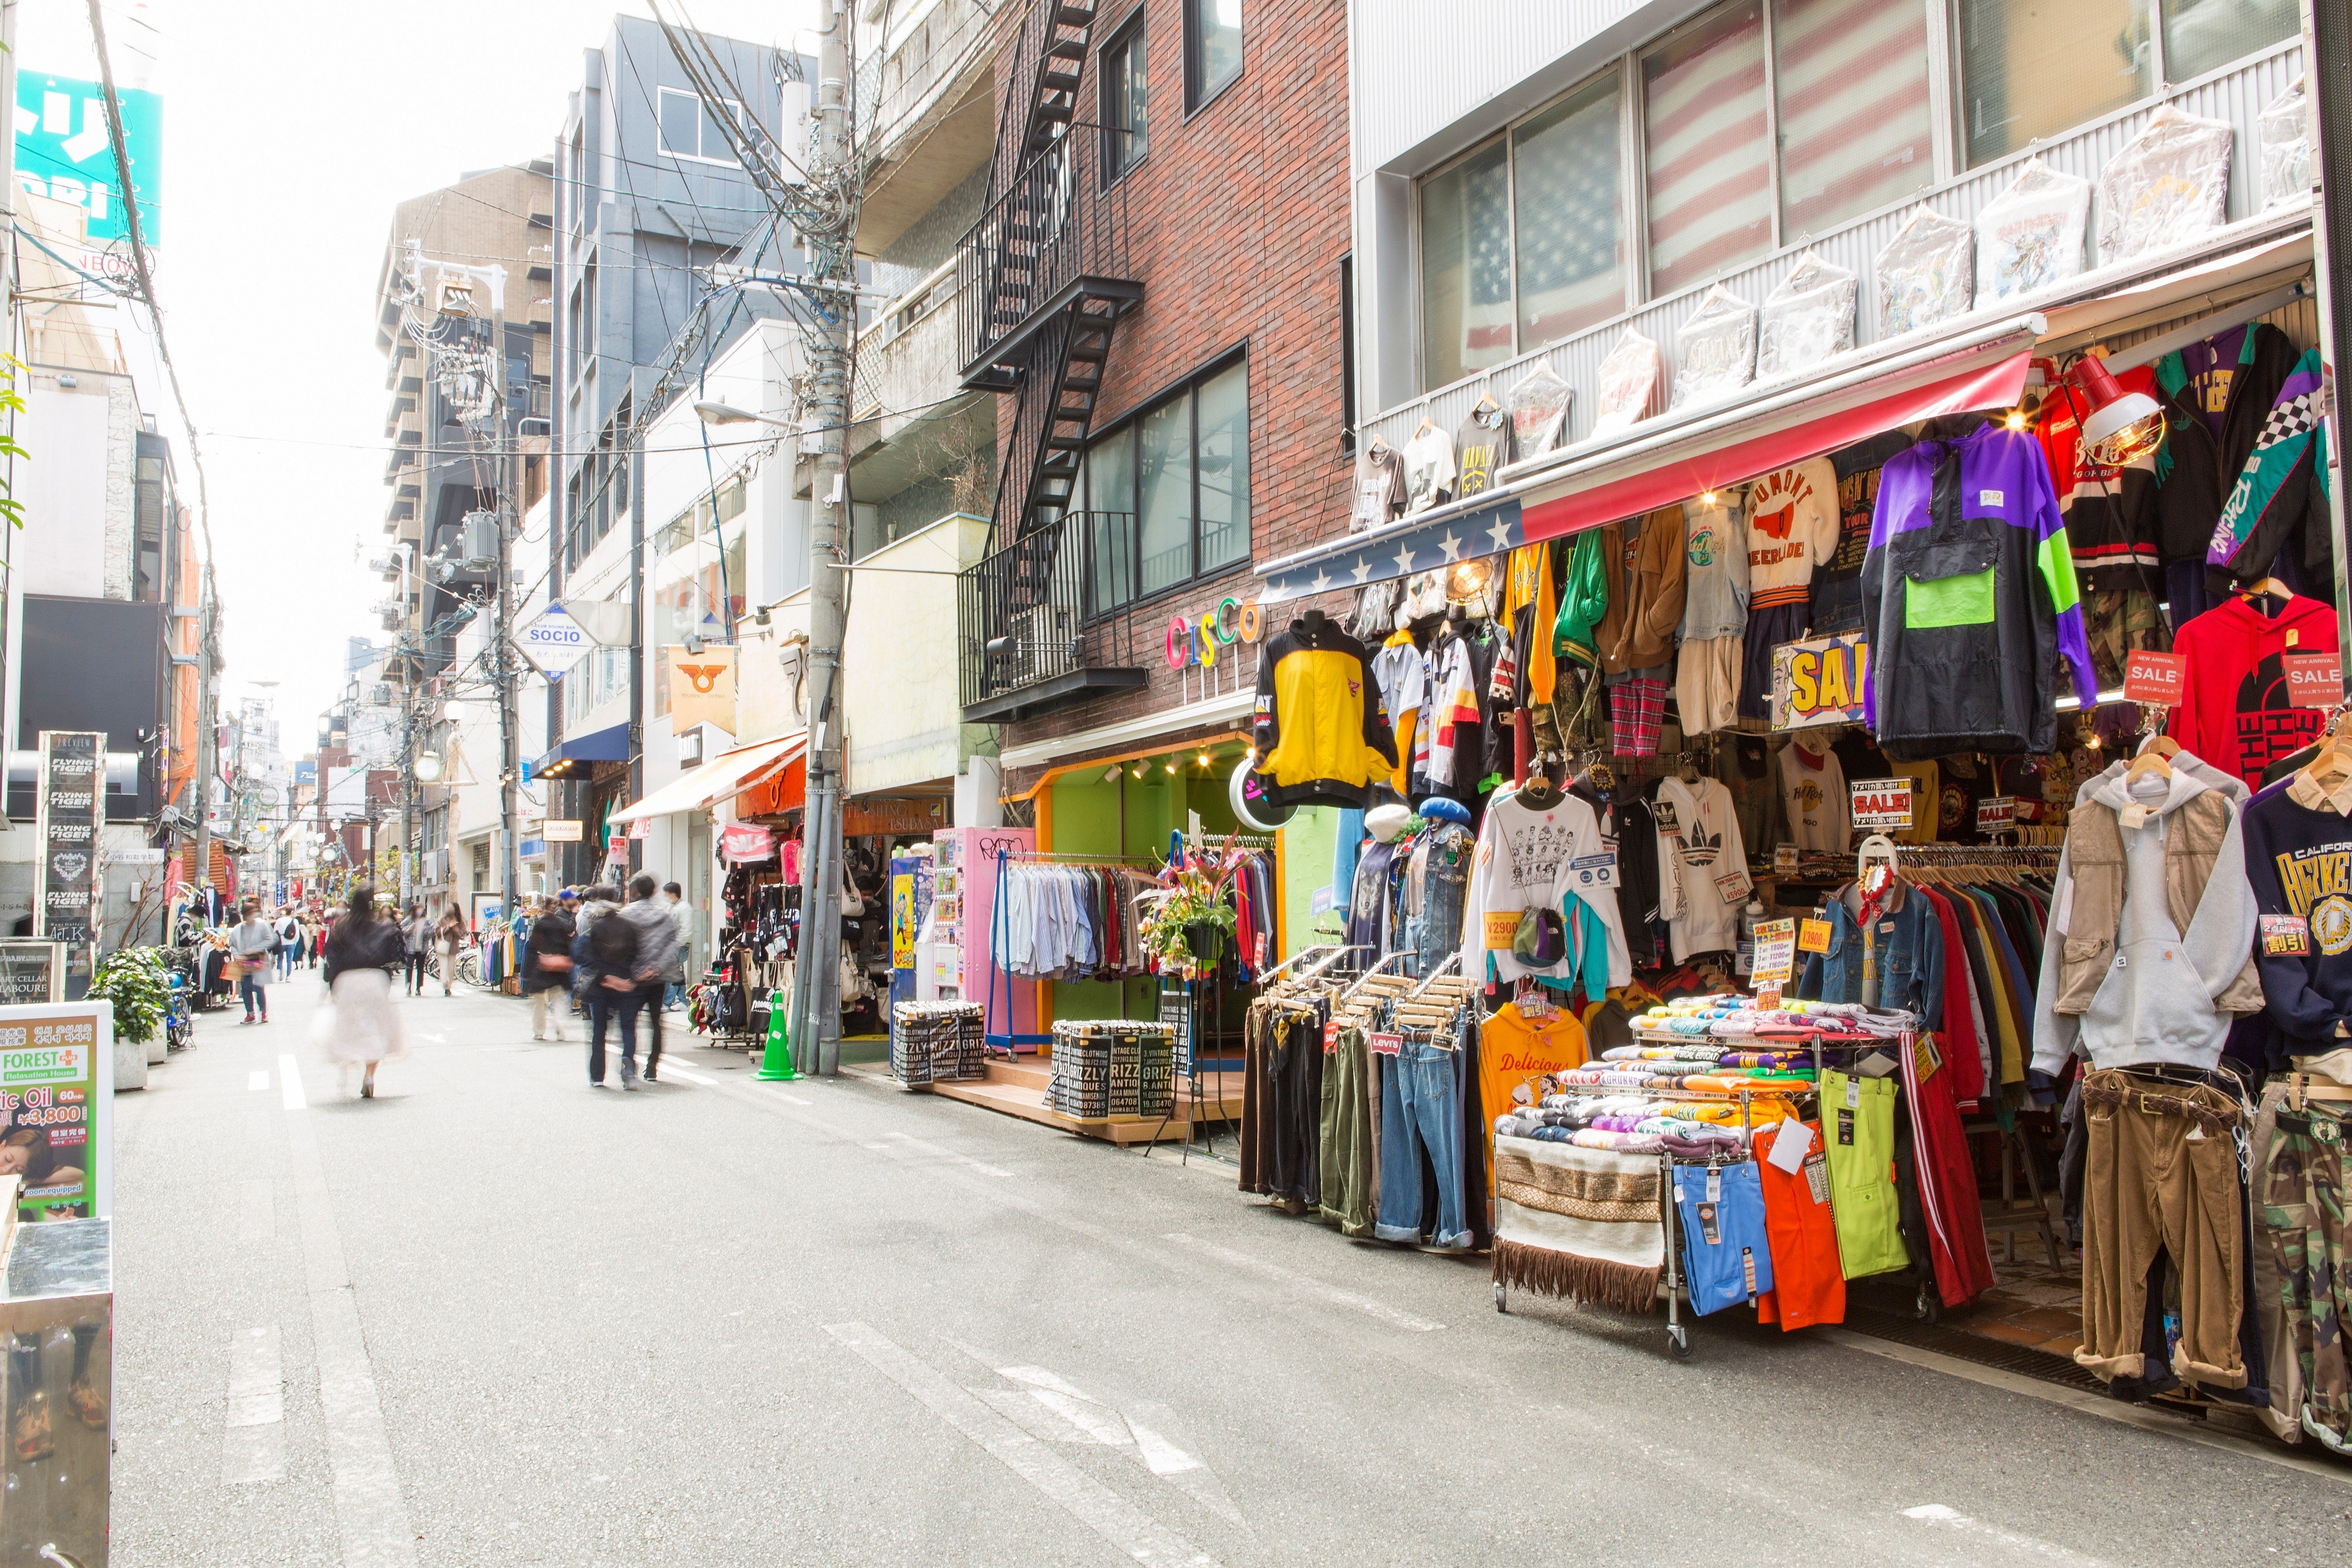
[316,886,409,1099]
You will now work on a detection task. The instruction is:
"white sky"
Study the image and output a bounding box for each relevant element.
[21,0,821,746]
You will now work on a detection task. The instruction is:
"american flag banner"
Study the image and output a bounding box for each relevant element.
[1772,0,1933,238]
[1512,80,1627,348]
[1422,142,1517,386]
[1643,1,1772,297]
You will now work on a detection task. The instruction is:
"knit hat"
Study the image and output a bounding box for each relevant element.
[1365,803,1414,842]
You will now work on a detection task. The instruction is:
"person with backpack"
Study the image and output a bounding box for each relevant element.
[575,885,643,1088]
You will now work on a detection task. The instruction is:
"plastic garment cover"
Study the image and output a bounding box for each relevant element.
[1875,204,1975,337]
[1757,253,1856,380]
[2096,106,2233,265]
[2259,79,2311,211]
[1976,157,2091,303]
[1507,363,1574,456]
[1669,285,1758,411]
[1592,329,1663,437]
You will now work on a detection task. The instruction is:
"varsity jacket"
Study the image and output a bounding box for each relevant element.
[1593,508,1688,674]
[1861,425,2097,760]
[1251,620,1395,809]
[2151,321,2300,566]
[2206,347,2332,584]
[2030,765,2258,1074]
[2038,367,2162,594]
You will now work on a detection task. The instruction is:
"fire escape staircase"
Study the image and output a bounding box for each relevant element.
[952,0,1145,724]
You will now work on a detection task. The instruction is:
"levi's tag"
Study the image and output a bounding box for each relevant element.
[1769,1119,1813,1174]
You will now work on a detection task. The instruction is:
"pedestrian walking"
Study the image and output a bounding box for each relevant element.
[618,875,682,1081]
[276,909,302,978]
[576,885,643,1088]
[230,900,278,1024]
[524,891,576,1042]
[401,905,431,996]
[659,882,688,1011]
[304,909,323,969]
[434,907,465,997]
[317,886,408,1099]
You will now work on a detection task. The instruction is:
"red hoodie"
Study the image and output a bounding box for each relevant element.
[2167,592,2339,788]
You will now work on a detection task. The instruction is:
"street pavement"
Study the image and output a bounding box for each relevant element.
[111,971,2352,1566]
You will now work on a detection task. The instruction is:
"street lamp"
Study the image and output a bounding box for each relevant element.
[414,751,444,784]
[693,400,794,429]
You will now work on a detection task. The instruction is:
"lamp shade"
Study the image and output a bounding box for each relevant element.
[2068,354,2166,466]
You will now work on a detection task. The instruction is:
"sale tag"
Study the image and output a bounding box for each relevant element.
[2263,914,2311,956]
[1714,866,1754,903]
[1798,918,1834,954]
[1976,795,2016,832]
[1850,779,1913,830]
[2121,648,2189,706]
[1750,918,1797,991]
[1482,911,1521,949]
[2284,651,2342,708]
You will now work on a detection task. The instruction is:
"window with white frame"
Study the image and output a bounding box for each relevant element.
[657,85,746,163]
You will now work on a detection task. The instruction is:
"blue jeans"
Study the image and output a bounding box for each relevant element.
[663,980,685,1011]
[588,986,644,1083]
[240,976,268,1018]
[1374,1041,1472,1248]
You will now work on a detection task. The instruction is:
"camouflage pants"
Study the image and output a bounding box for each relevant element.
[2082,586,2170,693]
[1534,663,1609,756]
[2266,1105,2352,1453]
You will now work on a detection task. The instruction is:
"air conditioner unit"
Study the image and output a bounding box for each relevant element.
[1015,605,1076,686]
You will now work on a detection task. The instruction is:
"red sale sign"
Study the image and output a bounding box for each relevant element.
[2121,649,2188,706]
[2283,651,2342,708]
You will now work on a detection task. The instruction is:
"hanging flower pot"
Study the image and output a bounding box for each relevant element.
[1183,920,1224,965]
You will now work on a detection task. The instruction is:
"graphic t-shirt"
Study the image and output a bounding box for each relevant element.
[1351,446,1407,531]
[1812,433,1913,634]
[1454,409,1514,497]
[1654,775,1748,962]
[1777,742,1850,853]
[2169,594,2341,789]
[1884,758,1940,845]
[1679,494,1750,640]
[1744,458,1840,612]
[1462,788,1627,986]
[1937,755,1984,845]
[1402,426,1457,514]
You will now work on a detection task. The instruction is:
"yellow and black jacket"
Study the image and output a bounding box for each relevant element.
[1251,621,1395,809]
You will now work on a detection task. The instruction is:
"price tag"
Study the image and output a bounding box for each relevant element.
[1750,918,1797,991]
[1850,779,1913,831]
[1323,1021,1343,1050]
[1845,1076,1861,1109]
[1768,1119,1813,1174]
[1976,796,2016,832]
[1706,1167,1723,1205]
[1714,866,1754,902]
[1482,911,1521,949]
[2263,914,2311,956]
[2284,651,2342,708]
[1910,1031,1942,1083]
[2121,649,2189,706]
[1798,918,1834,954]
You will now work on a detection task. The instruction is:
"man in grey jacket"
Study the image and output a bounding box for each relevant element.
[616,874,682,1081]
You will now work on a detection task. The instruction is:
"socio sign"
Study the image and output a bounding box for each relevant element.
[1165,597,1265,670]
[517,606,593,674]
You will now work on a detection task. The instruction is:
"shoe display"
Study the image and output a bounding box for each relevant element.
[13,1391,52,1462]
[65,1376,106,1431]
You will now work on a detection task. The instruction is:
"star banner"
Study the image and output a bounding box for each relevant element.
[1260,496,1525,603]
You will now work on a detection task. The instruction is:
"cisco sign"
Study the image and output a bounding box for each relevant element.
[517,606,592,674]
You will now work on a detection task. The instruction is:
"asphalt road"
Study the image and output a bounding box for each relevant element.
[110,972,2352,1566]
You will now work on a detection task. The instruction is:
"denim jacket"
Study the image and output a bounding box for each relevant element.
[1796,881,1943,1022]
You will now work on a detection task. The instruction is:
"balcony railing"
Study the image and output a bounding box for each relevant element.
[958,509,1144,721]
[953,134,1132,380]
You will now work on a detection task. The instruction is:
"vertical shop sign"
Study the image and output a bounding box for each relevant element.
[34,732,104,948]
[0,1003,113,1221]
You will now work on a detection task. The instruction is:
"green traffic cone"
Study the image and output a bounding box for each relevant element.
[755,988,798,1081]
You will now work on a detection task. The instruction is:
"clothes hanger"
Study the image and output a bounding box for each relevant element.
[1413,414,1439,439]
[2125,730,2174,787]
[2237,576,2293,613]
[2298,706,2352,793]
[1366,433,1390,458]
[1470,390,1502,421]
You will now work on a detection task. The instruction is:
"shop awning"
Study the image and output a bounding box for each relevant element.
[529,721,632,780]
[607,732,806,826]
[1258,313,2041,601]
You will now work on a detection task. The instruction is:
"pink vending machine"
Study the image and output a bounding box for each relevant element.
[926,825,1040,1052]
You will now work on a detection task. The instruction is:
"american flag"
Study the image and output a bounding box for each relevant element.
[1644,1,1773,297]
[1773,0,1933,237]
[1460,147,1516,367]
[1514,84,1628,347]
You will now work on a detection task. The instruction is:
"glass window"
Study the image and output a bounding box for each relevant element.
[1137,395,1192,598]
[1195,363,1249,576]
[657,86,743,161]
[1772,0,1934,236]
[1103,22,1148,178]
[1418,137,1513,391]
[1512,74,1624,349]
[2161,0,2297,82]
[1644,1,1773,297]
[1087,426,1137,613]
[1186,0,1244,109]
[1956,0,2154,167]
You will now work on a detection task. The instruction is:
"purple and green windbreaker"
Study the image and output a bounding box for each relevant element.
[1861,426,2097,760]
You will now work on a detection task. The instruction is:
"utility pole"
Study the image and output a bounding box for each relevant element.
[788,0,852,1077]
[493,278,521,919]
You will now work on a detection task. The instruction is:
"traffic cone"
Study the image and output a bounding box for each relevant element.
[754,988,798,1081]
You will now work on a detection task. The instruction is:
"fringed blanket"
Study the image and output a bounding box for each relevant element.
[1491,1134,1664,1314]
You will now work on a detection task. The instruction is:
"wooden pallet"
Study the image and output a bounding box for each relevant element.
[882,1057,1243,1145]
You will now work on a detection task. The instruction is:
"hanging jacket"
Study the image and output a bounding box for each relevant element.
[2151,320,2301,566]
[2206,347,2332,584]
[1862,425,2097,759]
[2037,367,2164,594]
[1552,529,1609,666]
[2030,764,2259,1075]
[1252,619,1395,809]
[1795,880,1943,1021]
[1593,508,1687,674]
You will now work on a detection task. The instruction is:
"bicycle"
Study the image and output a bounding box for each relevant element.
[425,947,486,989]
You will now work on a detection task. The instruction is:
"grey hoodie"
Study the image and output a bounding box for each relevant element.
[617,897,681,980]
[2030,764,2257,1074]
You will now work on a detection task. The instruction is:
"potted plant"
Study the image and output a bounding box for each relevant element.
[90,946,171,1089]
[1138,862,1238,981]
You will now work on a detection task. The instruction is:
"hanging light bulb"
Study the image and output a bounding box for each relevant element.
[2068,353,2166,466]
[1197,750,1211,769]
[1163,758,1178,774]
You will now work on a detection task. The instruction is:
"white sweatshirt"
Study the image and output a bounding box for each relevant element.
[1463,787,1628,986]
[1653,776,1748,962]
